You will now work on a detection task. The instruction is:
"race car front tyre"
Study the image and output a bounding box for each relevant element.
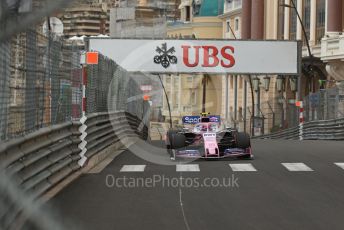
[238,154,254,160]
[166,130,178,153]
[167,130,179,145]
[236,132,251,149]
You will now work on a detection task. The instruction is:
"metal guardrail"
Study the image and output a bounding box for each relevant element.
[0,121,81,229]
[84,112,148,159]
[0,122,81,195]
[302,118,344,140]
[0,111,148,229]
[254,118,344,141]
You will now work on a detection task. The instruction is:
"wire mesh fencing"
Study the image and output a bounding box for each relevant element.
[230,86,344,135]
[0,29,82,142]
[85,53,150,121]
[303,87,344,122]
[228,96,301,135]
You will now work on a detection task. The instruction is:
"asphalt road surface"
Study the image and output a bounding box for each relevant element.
[50,139,344,230]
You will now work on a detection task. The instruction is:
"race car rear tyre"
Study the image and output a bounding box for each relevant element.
[170,133,186,149]
[236,132,251,149]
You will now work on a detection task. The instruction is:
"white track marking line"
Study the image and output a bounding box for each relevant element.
[176,164,200,172]
[282,163,313,172]
[335,163,344,170]
[229,164,257,172]
[87,150,124,174]
[120,165,146,172]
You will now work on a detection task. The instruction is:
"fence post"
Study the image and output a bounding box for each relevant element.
[78,65,88,167]
[299,101,304,141]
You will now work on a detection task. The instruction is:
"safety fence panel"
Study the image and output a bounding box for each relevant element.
[232,86,344,136]
[0,30,82,142]
[86,54,150,121]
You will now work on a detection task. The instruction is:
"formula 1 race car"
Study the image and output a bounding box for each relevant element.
[166,114,253,160]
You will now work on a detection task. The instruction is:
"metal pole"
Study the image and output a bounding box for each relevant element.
[258,87,261,134]
[234,75,238,129]
[158,74,173,129]
[227,20,255,135]
[281,0,313,102]
[243,79,247,133]
[256,87,260,117]
[297,72,302,101]
[202,74,207,113]
[225,74,229,123]
[249,75,255,136]
[290,0,312,58]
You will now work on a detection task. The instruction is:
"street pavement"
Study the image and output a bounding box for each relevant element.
[50,139,344,230]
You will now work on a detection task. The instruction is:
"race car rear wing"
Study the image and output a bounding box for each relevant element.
[182,115,221,124]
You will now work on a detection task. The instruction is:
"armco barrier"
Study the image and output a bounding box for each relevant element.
[0,111,148,229]
[83,112,148,159]
[0,122,81,229]
[0,122,81,196]
[254,118,344,141]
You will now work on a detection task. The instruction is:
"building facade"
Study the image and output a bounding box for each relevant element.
[220,0,344,135]
[161,0,224,125]
[59,1,110,37]
[110,0,181,38]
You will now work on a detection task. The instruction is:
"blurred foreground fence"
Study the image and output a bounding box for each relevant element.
[0,29,149,141]
[0,29,82,141]
[0,29,150,229]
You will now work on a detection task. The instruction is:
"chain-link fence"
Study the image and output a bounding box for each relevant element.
[85,53,150,122]
[0,29,82,142]
[229,95,313,135]
[232,86,344,135]
[303,87,344,122]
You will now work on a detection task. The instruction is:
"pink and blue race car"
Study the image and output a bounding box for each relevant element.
[166,115,253,160]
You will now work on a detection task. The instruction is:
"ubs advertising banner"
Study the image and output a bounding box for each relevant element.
[88,39,301,75]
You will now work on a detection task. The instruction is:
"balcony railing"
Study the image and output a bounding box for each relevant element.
[321,34,344,61]
[224,0,242,13]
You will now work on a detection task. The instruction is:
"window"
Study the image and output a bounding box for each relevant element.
[173,92,179,109]
[164,91,172,110]
[226,21,230,33]
[226,0,242,11]
[191,91,196,105]
[234,0,242,9]
[235,18,239,31]
[185,6,190,21]
[226,0,233,11]
[278,0,285,39]
[173,76,179,89]
[165,76,171,85]
[238,107,243,120]
[239,77,243,89]
[230,76,234,89]
[303,0,311,44]
[289,0,298,40]
[316,0,325,44]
